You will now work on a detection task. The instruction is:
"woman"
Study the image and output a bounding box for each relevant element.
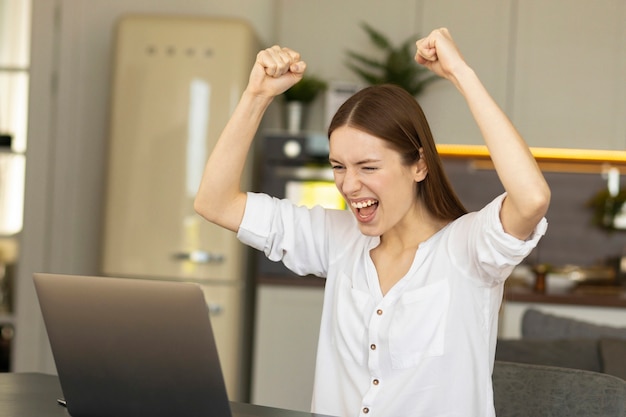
[195,28,550,417]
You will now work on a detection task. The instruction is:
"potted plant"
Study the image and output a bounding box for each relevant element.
[345,22,439,96]
[587,188,626,230]
[283,75,327,133]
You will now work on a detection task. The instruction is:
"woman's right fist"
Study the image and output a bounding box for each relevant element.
[248,46,306,98]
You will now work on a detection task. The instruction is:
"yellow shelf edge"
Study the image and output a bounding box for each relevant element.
[436,144,626,164]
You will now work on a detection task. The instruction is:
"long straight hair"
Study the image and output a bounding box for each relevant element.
[328,84,467,221]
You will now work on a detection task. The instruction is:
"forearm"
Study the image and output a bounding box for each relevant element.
[453,66,550,235]
[194,90,273,232]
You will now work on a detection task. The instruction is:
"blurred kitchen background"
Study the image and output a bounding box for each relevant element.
[0,0,625,412]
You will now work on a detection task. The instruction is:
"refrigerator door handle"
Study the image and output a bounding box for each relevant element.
[171,250,225,264]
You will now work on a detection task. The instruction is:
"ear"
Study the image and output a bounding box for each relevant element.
[413,149,428,182]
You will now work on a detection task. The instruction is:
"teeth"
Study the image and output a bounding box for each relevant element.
[351,200,377,209]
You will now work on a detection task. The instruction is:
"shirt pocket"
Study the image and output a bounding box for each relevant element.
[388,279,450,369]
[332,274,371,366]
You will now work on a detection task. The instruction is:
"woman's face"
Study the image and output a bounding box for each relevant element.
[329,126,427,237]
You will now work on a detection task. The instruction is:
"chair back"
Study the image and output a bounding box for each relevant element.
[493,360,626,417]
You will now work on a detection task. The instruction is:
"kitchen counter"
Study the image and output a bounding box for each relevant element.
[256,275,626,351]
[260,274,626,309]
[500,279,626,339]
[505,283,626,308]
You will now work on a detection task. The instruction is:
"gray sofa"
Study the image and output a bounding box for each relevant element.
[493,310,626,416]
[492,360,626,417]
[496,309,626,380]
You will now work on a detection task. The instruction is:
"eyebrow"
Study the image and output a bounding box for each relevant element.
[329,157,381,165]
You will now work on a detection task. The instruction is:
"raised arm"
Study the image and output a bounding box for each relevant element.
[416,28,550,240]
[194,46,306,232]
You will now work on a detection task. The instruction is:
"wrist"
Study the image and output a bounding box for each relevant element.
[450,65,479,94]
[241,89,274,110]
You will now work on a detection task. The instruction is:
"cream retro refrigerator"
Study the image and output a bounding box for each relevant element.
[102,16,258,401]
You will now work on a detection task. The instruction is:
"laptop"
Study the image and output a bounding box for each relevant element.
[33,272,235,417]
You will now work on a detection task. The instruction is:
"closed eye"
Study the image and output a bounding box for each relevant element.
[329,159,345,171]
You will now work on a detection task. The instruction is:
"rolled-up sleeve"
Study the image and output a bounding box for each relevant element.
[456,193,548,285]
[237,193,277,252]
[236,192,330,277]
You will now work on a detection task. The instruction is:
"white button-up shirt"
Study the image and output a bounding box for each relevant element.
[238,192,547,417]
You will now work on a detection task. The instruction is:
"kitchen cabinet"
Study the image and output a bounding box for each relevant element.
[418,0,626,150]
[280,0,626,150]
[417,0,512,146]
[510,0,626,150]
[251,284,324,412]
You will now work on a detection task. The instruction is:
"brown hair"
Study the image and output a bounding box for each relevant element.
[328,84,467,221]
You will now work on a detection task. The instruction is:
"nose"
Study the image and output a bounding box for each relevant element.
[340,168,361,195]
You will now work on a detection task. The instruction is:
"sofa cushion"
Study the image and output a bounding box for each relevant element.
[522,309,626,340]
[599,338,626,380]
[495,338,602,372]
[493,361,626,417]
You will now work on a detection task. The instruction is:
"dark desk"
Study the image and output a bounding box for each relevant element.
[0,373,333,417]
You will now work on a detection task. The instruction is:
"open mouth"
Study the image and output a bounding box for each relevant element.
[351,199,379,220]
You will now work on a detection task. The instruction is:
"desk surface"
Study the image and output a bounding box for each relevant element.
[0,373,334,417]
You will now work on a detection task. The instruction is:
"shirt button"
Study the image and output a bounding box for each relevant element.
[376,309,383,315]
[372,379,379,385]
[363,407,370,414]
[370,344,376,350]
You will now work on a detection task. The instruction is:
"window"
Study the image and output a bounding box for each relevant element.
[0,0,31,235]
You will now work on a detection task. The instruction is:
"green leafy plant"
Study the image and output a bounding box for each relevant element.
[346,22,439,96]
[283,76,328,103]
[587,188,626,231]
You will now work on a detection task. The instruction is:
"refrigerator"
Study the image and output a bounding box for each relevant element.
[101,15,258,401]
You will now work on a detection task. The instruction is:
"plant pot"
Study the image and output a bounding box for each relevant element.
[285,101,306,134]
